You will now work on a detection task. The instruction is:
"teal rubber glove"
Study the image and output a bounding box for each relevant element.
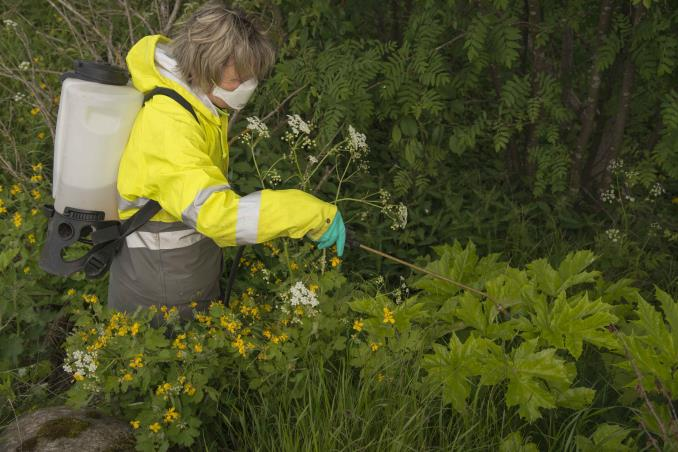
[317,211,346,257]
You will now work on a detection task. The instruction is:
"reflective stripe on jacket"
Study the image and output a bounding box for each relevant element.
[117,34,336,248]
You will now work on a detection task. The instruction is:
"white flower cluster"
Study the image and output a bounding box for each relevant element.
[347,125,369,159]
[394,275,410,304]
[288,281,319,308]
[13,92,26,102]
[245,116,270,138]
[4,19,18,29]
[386,203,408,230]
[605,228,622,243]
[267,168,282,186]
[307,155,318,164]
[287,114,311,135]
[600,188,616,203]
[650,182,665,198]
[280,281,320,321]
[607,159,624,173]
[63,350,98,380]
[18,61,30,71]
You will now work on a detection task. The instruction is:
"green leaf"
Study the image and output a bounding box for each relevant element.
[504,340,571,421]
[556,387,596,409]
[534,292,618,358]
[499,432,539,452]
[576,423,634,452]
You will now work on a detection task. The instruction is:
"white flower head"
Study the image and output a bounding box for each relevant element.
[650,182,665,198]
[600,188,616,203]
[287,114,311,135]
[605,228,622,243]
[13,92,26,102]
[245,116,270,138]
[18,61,30,71]
[4,19,18,29]
[607,159,624,173]
[347,125,369,158]
[307,155,318,164]
[287,281,319,308]
[383,202,408,230]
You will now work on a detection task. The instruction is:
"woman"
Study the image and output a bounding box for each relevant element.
[108,1,345,320]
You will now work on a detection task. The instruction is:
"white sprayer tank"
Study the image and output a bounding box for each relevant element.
[53,61,143,221]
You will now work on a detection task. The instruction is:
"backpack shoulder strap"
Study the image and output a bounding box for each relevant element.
[143,87,199,123]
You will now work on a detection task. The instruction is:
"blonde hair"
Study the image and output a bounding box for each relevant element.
[171,1,276,93]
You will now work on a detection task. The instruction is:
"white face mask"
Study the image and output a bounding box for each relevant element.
[211,78,258,110]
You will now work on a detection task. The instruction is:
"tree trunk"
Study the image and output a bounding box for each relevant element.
[568,0,614,196]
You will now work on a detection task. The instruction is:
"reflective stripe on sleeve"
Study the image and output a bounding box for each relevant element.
[118,195,151,210]
[181,184,232,229]
[126,229,205,250]
[235,191,261,245]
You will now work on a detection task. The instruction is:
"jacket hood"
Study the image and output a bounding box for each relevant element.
[126,34,222,126]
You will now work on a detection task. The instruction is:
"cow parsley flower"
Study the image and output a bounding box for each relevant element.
[607,159,624,173]
[287,114,311,135]
[600,188,616,203]
[13,92,26,102]
[18,61,30,71]
[383,202,408,230]
[605,228,622,243]
[63,350,98,381]
[347,125,368,159]
[650,182,665,198]
[245,116,270,138]
[288,281,319,308]
[3,19,18,29]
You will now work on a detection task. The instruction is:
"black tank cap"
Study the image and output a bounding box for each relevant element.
[61,60,129,86]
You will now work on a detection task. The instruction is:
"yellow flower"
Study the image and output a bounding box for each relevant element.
[290,261,299,271]
[36,132,45,140]
[294,305,305,316]
[309,284,319,293]
[23,266,30,274]
[27,233,36,244]
[232,334,246,356]
[163,407,180,424]
[190,301,198,308]
[183,383,196,396]
[193,343,203,353]
[13,212,22,228]
[263,329,272,339]
[370,342,380,352]
[31,163,43,172]
[220,315,239,333]
[31,208,39,216]
[376,373,384,382]
[149,422,161,433]
[383,307,395,325]
[10,184,21,195]
[263,303,272,312]
[129,354,143,369]
[31,189,40,200]
[156,382,172,396]
[82,294,99,304]
[122,373,133,382]
[173,333,187,350]
[73,372,85,381]
[130,420,140,429]
[30,174,43,183]
[353,319,364,332]
[330,256,342,267]
[130,322,139,336]
[30,106,40,116]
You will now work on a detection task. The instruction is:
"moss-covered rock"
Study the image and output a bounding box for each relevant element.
[0,405,135,451]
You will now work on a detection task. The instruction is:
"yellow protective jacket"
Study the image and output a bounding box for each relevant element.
[118,35,336,247]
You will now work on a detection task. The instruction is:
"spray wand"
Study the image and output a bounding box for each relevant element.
[346,233,507,314]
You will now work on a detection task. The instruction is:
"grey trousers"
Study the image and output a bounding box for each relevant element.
[107,221,224,322]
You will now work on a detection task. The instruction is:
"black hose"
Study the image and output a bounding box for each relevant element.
[224,245,245,304]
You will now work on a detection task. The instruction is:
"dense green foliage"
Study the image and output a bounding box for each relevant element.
[0,0,677,450]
